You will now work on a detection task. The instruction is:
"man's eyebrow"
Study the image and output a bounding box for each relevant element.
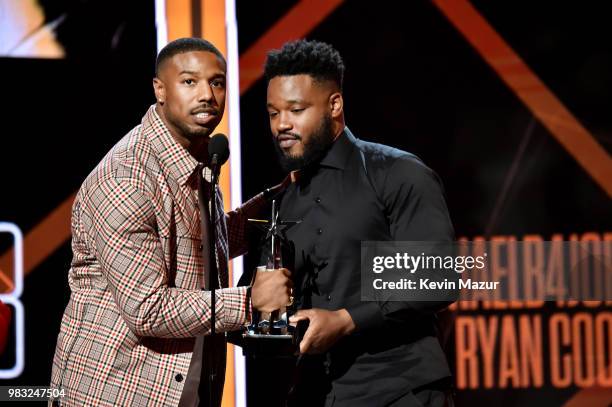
[266,99,305,107]
[178,71,226,80]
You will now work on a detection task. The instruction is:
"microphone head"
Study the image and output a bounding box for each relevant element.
[208,133,230,166]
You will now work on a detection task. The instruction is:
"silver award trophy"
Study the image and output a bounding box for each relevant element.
[245,200,300,342]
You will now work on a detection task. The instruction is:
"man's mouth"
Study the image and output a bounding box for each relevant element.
[277,134,300,149]
[192,108,217,125]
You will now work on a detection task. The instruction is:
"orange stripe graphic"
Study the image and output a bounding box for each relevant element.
[0,192,76,283]
[0,268,14,292]
[433,0,612,198]
[563,386,612,407]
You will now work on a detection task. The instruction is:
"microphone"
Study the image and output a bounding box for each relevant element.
[208,133,229,180]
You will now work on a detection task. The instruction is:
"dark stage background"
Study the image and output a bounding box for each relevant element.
[0,1,610,406]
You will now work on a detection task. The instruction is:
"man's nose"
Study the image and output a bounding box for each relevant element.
[277,112,292,132]
[197,82,214,103]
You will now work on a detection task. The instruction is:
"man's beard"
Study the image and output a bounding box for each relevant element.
[179,121,212,139]
[273,114,335,172]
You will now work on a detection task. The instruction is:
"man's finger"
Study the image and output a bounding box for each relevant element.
[289,313,307,323]
[289,315,308,324]
[299,330,313,354]
[289,309,313,323]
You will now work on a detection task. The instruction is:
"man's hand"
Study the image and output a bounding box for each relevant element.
[289,308,356,354]
[251,268,292,313]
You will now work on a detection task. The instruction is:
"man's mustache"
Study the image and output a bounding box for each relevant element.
[191,105,218,115]
[277,132,302,141]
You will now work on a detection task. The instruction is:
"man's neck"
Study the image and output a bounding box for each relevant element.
[185,138,209,164]
[332,119,345,141]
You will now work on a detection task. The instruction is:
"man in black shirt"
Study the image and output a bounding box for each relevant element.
[263,40,455,407]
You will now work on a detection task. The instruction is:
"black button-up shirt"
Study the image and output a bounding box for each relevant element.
[280,128,455,406]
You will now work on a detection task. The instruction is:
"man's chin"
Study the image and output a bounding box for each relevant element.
[283,150,304,160]
[187,126,214,139]
[190,120,221,137]
[278,154,306,172]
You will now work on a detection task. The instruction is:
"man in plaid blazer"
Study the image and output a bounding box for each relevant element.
[50,38,292,406]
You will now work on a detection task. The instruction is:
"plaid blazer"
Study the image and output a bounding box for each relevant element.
[50,106,264,406]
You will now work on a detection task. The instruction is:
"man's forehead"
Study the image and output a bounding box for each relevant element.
[161,50,226,75]
[267,74,329,102]
[270,74,314,88]
[268,75,317,96]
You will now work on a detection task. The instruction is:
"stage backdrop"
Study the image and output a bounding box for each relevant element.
[0,1,610,407]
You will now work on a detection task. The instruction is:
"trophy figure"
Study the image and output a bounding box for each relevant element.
[245,200,300,340]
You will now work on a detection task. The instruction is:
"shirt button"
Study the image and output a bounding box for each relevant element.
[199,244,204,250]
[315,197,321,203]
[326,295,332,301]
[317,228,323,235]
[175,373,184,382]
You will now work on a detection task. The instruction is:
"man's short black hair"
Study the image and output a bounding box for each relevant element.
[155,37,226,77]
[264,40,345,90]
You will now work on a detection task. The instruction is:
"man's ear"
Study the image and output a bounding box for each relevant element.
[329,92,343,118]
[153,78,166,104]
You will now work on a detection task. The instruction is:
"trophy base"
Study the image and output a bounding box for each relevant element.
[241,331,297,357]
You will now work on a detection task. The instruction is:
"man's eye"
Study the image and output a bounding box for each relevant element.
[183,79,195,85]
[211,79,225,88]
[268,112,278,118]
[291,108,304,113]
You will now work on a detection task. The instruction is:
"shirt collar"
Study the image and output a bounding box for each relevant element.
[142,105,201,186]
[318,127,357,170]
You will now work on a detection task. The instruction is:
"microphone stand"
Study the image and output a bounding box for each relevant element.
[207,154,221,407]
